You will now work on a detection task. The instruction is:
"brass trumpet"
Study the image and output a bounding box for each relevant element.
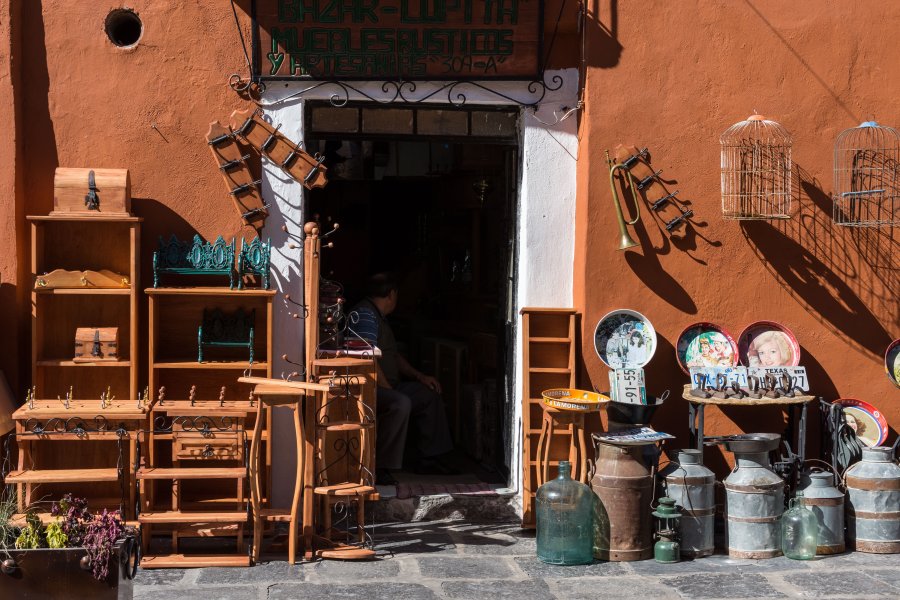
[606,150,640,250]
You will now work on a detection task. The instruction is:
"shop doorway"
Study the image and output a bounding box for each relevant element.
[304,103,520,490]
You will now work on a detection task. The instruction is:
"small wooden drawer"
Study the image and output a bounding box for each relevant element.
[173,432,243,461]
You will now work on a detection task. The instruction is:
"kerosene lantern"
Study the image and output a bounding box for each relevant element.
[652,497,681,563]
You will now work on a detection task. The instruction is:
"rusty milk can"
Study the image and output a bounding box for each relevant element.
[846,446,900,553]
[799,470,845,555]
[590,439,654,561]
[714,434,784,559]
[659,449,715,557]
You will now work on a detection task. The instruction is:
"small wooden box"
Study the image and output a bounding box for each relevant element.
[73,327,119,363]
[52,168,131,216]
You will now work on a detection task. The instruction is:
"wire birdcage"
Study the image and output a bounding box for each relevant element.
[832,121,900,227]
[720,114,793,219]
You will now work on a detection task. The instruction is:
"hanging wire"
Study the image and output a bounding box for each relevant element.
[228,0,255,93]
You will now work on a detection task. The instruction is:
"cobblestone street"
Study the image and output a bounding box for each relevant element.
[133,519,900,599]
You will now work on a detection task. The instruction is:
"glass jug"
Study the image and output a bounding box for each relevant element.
[782,492,818,560]
[536,460,593,565]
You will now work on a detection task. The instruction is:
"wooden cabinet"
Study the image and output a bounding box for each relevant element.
[7,215,144,522]
[139,286,274,568]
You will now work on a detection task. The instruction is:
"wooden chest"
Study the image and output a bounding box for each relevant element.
[52,168,131,216]
[73,327,119,363]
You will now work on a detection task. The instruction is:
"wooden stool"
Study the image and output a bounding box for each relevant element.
[241,377,330,564]
[535,406,589,486]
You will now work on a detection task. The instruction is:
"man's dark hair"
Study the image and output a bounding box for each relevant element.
[366,272,398,299]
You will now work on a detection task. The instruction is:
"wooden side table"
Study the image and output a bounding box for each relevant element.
[242,377,330,564]
[535,406,590,486]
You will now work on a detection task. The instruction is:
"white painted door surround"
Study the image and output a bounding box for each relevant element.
[259,70,579,509]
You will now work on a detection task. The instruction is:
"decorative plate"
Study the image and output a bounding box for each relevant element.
[737,321,801,367]
[885,339,900,389]
[594,309,657,369]
[833,398,888,447]
[676,322,739,374]
[542,389,609,413]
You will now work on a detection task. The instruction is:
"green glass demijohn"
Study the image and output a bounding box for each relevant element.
[536,460,593,565]
[781,492,818,560]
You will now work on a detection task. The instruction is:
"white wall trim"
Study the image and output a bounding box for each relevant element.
[260,69,579,508]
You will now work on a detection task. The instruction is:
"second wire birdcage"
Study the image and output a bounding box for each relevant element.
[720,114,793,220]
[833,121,900,227]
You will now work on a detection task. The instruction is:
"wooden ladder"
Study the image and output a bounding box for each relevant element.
[520,307,579,528]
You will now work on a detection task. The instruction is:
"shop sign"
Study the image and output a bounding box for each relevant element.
[251,0,544,80]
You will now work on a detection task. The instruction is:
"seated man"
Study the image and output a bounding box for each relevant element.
[353,273,454,485]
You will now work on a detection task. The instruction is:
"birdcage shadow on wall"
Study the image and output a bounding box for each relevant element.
[833,121,900,227]
[720,114,793,219]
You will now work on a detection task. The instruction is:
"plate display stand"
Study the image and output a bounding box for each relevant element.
[519,307,579,529]
[138,286,274,569]
[3,214,144,523]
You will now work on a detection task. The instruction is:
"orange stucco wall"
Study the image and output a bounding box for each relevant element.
[575,1,900,472]
[0,1,896,477]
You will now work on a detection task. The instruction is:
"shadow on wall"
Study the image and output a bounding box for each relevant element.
[585,0,623,68]
[0,283,17,396]
[740,165,897,359]
[23,0,59,216]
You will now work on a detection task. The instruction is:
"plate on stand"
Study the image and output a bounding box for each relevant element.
[738,321,800,367]
[593,309,656,370]
[676,322,739,374]
[833,398,888,447]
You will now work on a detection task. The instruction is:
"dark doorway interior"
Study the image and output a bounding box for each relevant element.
[306,107,519,489]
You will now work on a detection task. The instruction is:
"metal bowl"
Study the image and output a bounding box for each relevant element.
[706,433,781,454]
[606,394,666,426]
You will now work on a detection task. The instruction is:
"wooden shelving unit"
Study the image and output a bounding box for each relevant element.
[8,215,144,519]
[519,307,577,529]
[139,286,274,568]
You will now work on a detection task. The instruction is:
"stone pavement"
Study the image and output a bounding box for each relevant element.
[133,519,900,599]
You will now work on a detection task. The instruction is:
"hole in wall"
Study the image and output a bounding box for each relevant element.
[105,9,142,48]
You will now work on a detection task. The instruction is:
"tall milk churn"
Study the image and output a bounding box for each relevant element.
[659,449,715,557]
[846,446,900,553]
[799,470,845,555]
[715,434,784,559]
[590,439,654,561]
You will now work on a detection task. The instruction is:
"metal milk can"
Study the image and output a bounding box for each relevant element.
[715,434,784,559]
[590,440,654,561]
[845,446,900,553]
[659,449,715,557]
[799,470,845,555]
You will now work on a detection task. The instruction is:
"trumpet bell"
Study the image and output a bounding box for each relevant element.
[619,231,639,250]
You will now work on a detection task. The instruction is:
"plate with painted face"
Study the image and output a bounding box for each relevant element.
[594,309,656,369]
[676,322,739,374]
[833,398,888,447]
[885,339,900,389]
[738,321,800,368]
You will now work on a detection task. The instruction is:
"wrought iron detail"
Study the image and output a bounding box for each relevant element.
[153,234,236,288]
[151,414,240,437]
[238,237,271,290]
[254,73,566,109]
[21,416,128,438]
[198,307,255,363]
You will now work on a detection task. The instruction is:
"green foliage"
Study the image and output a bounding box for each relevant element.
[14,513,43,550]
[45,521,68,549]
[0,485,22,556]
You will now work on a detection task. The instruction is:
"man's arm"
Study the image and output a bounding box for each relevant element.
[396,354,442,394]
